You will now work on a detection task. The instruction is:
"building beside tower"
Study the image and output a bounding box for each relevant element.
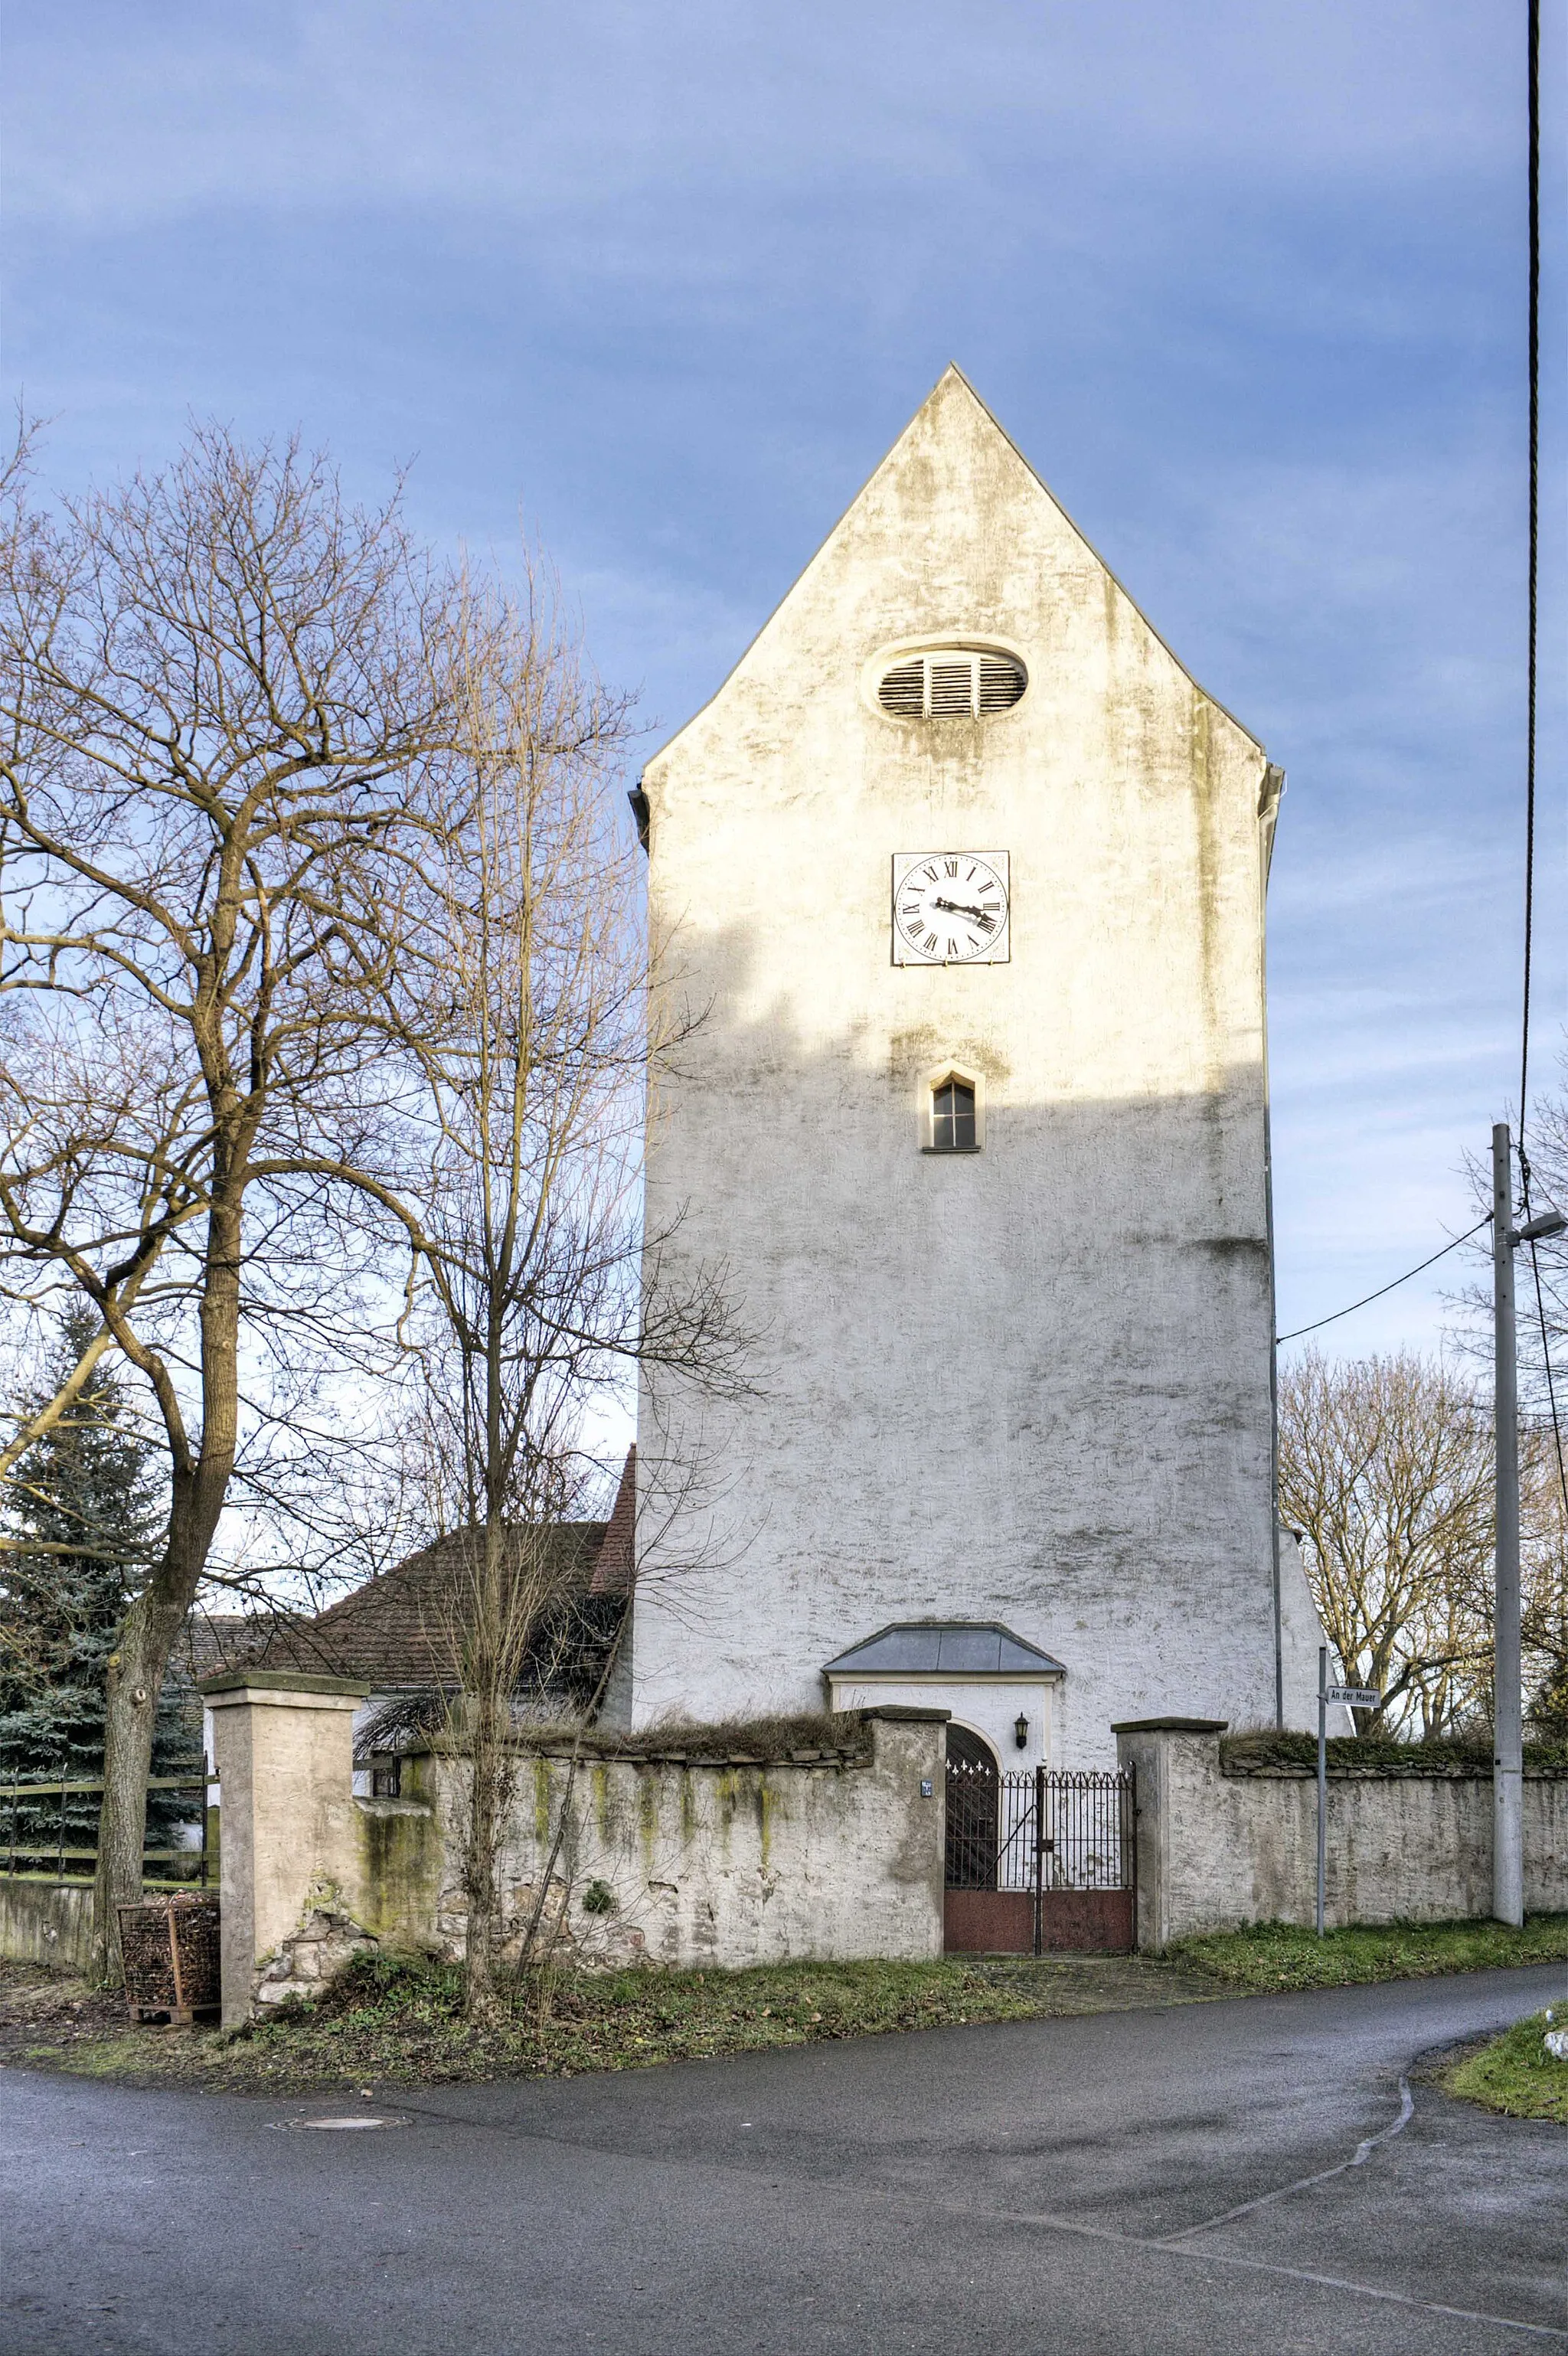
[623,366,1326,1769]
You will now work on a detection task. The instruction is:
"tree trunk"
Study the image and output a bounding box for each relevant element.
[514,1611,626,1982]
[90,1194,242,1985]
[462,1698,505,2027]
[460,1516,511,2026]
[88,1521,207,1984]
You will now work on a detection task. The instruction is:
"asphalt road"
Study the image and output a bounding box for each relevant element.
[2,1966,1565,2355]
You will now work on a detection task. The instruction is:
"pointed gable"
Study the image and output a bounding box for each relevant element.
[643,365,1258,793]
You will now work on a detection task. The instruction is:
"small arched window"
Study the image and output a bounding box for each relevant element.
[877,647,1026,721]
[920,1063,985,1153]
[932,1079,976,1151]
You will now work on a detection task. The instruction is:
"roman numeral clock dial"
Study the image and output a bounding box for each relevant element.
[891,851,1010,966]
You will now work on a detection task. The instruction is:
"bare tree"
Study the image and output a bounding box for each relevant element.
[379,564,644,2022]
[1522,1423,1568,1737]
[1448,1051,1568,1415]
[1439,1048,1568,1732]
[368,562,745,2021]
[0,424,464,1975]
[1281,1345,1568,1737]
[1501,1063,1568,1730]
[1279,1350,1495,1735]
[1511,1073,1568,1416]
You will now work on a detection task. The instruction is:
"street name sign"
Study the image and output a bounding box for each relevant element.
[1315,1652,1385,1935]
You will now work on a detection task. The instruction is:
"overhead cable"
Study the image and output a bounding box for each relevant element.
[1517,4,1567,1531]
[1276,1218,1491,1345]
[1521,0,1541,1129]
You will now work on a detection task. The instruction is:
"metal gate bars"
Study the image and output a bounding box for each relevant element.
[942,1762,1137,1955]
[1037,1767,1138,1954]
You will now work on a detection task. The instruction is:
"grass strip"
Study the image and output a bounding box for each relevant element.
[3,1949,1213,2093]
[9,1916,1568,2095]
[1442,2012,1568,2122]
[1170,1913,1568,1992]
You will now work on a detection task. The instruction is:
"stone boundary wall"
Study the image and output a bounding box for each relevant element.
[403,1707,949,1973]
[194,1677,949,2022]
[1116,1719,1568,1949]
[0,1876,95,1972]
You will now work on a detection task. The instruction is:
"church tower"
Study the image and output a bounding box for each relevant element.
[627,368,1304,1768]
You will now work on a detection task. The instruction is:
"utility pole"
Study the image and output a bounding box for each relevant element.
[1492,1119,1566,1928]
[1494,1122,1523,1927]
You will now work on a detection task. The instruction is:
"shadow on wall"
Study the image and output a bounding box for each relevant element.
[631,920,1284,1743]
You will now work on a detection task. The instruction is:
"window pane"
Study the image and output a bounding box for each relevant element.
[931,1080,975,1150]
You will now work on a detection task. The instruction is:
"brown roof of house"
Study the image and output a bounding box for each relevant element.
[181,1449,636,1695]
[589,1445,635,1595]
[168,1613,253,1686]
[227,1520,607,1688]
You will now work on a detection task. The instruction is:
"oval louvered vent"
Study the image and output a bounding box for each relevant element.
[878,659,926,715]
[978,654,1025,711]
[876,648,1026,720]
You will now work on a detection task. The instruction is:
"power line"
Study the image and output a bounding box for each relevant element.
[1521,0,1541,1129]
[1275,1218,1491,1345]
[1517,2,1568,1539]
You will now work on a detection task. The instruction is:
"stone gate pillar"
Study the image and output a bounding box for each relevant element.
[1112,1717,1230,1952]
[198,1671,371,2028]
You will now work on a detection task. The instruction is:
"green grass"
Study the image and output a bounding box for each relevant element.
[1171,1913,1568,1992]
[11,1914,1568,2096]
[8,1949,1210,2094]
[1444,2012,1568,2122]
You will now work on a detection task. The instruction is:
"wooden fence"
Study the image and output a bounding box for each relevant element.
[2,1767,214,1887]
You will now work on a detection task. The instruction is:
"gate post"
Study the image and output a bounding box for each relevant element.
[1032,1761,1046,1956]
[198,1671,371,2028]
[1112,1717,1227,1951]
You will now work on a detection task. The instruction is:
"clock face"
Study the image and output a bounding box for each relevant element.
[892,851,1010,966]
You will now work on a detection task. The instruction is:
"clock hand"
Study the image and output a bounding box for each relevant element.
[933,896,992,923]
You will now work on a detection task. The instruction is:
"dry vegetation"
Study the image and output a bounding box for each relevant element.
[1279,1349,1568,1742]
[0,1949,1216,2093]
[515,1711,873,1762]
[8,1915,1568,2096]
[1220,1729,1568,1774]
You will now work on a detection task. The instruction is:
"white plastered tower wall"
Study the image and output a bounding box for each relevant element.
[632,366,1312,1764]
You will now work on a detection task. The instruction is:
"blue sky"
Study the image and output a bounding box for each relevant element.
[4,0,1561,1358]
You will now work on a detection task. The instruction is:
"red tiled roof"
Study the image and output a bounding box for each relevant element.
[229,1523,603,1688]
[169,1613,253,1685]
[589,1446,635,1595]
[208,1449,638,1691]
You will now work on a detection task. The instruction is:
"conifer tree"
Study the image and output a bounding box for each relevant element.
[0,1311,191,1867]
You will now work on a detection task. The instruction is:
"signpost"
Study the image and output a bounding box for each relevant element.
[1316,1647,1382,1936]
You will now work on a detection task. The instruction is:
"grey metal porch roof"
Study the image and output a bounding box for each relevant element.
[822,1621,1067,1678]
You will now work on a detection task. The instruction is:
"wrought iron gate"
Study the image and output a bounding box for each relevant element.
[943,1760,1136,1954]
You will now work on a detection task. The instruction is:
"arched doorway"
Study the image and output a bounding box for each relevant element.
[944,1723,1000,1889]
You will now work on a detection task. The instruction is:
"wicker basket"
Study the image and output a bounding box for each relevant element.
[117,1894,221,2024]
